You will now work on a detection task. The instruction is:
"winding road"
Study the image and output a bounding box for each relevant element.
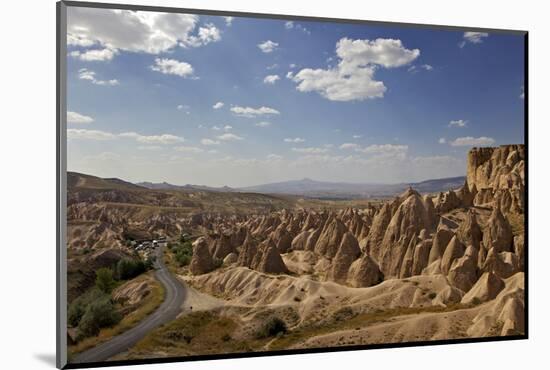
[72,245,186,364]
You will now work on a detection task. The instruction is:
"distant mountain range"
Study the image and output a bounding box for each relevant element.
[136,181,233,193]
[137,176,466,199]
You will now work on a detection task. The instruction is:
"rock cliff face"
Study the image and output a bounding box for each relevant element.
[190,237,215,275]
[467,145,525,213]
[377,190,436,278]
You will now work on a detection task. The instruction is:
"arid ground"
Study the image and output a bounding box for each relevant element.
[66,144,525,363]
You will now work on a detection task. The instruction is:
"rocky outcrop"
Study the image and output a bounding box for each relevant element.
[304,227,322,251]
[190,237,215,275]
[237,233,257,268]
[514,234,525,270]
[328,232,361,283]
[113,279,152,306]
[456,180,476,207]
[272,223,293,253]
[474,188,494,206]
[482,206,513,252]
[314,216,347,259]
[347,254,384,287]
[499,296,525,335]
[467,145,524,190]
[223,252,238,266]
[447,246,479,292]
[461,271,504,305]
[466,272,524,337]
[441,236,466,275]
[482,248,520,279]
[457,211,483,250]
[210,233,236,261]
[411,239,432,276]
[291,230,311,251]
[434,190,461,213]
[252,238,289,274]
[467,145,525,213]
[428,228,454,264]
[365,203,393,261]
[378,192,435,277]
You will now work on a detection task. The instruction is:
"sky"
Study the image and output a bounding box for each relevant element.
[66,6,525,187]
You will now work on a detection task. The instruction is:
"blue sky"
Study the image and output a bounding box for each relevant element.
[66,7,525,187]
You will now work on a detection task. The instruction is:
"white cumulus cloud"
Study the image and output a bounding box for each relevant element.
[230,106,280,117]
[224,16,234,26]
[67,111,94,124]
[150,58,194,78]
[67,128,115,140]
[258,40,278,53]
[360,144,408,153]
[217,133,243,141]
[284,137,305,143]
[212,102,224,109]
[459,32,489,48]
[450,136,495,146]
[291,38,419,101]
[339,143,360,150]
[66,7,221,59]
[78,68,119,86]
[119,132,184,144]
[69,48,117,61]
[263,74,280,84]
[292,147,329,154]
[448,119,468,128]
[201,138,220,146]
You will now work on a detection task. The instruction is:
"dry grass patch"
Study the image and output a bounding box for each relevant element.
[122,311,268,359]
[268,303,472,350]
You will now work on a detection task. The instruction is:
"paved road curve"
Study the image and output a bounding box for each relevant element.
[72,245,186,364]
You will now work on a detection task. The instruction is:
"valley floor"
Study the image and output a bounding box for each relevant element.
[111,264,524,361]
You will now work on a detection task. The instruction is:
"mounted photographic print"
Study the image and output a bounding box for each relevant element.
[56,1,528,368]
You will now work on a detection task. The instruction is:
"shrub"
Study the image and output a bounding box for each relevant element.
[77,297,122,339]
[172,241,193,266]
[256,317,287,338]
[179,234,191,243]
[95,268,116,294]
[221,333,231,342]
[144,256,156,270]
[68,288,109,328]
[116,259,146,280]
[175,251,191,266]
[68,300,86,327]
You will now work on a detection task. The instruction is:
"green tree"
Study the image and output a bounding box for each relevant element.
[67,288,109,328]
[95,268,116,294]
[116,259,146,280]
[77,297,121,339]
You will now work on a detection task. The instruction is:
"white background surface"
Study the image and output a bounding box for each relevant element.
[0,0,547,368]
